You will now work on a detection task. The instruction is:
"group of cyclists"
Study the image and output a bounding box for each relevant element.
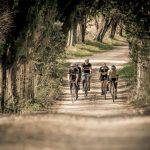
[68,59,118,99]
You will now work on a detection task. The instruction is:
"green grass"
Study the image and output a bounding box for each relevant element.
[119,63,150,109]
[66,36,127,58]
[106,37,127,46]
[66,49,91,58]
[118,63,137,86]
[85,40,113,51]
[66,40,113,58]
[118,63,136,78]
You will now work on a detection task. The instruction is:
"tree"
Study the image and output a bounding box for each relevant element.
[97,15,112,42]
[109,15,120,39]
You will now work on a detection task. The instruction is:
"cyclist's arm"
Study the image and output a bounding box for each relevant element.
[68,69,71,81]
[81,65,84,72]
[108,70,111,81]
[90,66,92,74]
[76,74,79,82]
[68,73,71,81]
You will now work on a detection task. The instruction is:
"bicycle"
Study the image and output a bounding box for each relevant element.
[101,78,108,100]
[109,80,117,102]
[103,81,108,100]
[82,73,90,97]
[70,81,78,103]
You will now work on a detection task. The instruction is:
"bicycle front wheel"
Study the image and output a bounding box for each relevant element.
[84,81,88,97]
[71,83,76,103]
[111,83,115,102]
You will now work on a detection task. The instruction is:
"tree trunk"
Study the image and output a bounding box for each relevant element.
[94,16,99,32]
[67,27,73,47]
[76,24,82,43]
[10,63,19,112]
[95,15,105,40]
[119,23,123,36]
[80,15,87,43]
[27,61,34,101]
[73,22,77,45]
[97,17,112,42]
[19,65,23,99]
[1,61,7,113]
[23,63,26,98]
[137,38,150,103]
[66,21,78,47]
[109,19,118,39]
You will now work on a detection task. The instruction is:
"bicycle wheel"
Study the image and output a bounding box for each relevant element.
[71,83,76,103]
[111,83,115,102]
[84,80,88,97]
[104,88,107,100]
[103,80,107,100]
[75,83,78,100]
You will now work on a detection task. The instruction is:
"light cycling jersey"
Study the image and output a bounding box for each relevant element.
[108,70,118,78]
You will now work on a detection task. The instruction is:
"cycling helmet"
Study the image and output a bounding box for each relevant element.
[85,58,89,63]
[111,64,116,70]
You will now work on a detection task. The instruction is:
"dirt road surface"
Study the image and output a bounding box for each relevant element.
[0,45,150,150]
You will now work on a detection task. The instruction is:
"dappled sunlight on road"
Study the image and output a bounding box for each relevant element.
[0,45,150,150]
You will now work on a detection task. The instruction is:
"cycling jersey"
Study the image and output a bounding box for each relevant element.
[68,68,79,81]
[108,70,118,78]
[99,66,109,75]
[82,63,92,74]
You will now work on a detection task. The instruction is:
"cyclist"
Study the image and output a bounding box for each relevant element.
[99,63,109,95]
[68,63,79,97]
[108,65,119,99]
[81,59,92,91]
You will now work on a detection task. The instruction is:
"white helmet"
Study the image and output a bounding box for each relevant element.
[111,64,116,70]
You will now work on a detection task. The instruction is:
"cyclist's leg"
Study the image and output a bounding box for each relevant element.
[101,80,104,94]
[111,78,117,98]
[85,74,88,90]
[100,75,103,94]
[106,76,109,91]
[87,74,91,91]
[101,76,107,94]
[82,74,85,90]
[114,78,117,98]
[109,78,112,93]
[69,81,73,94]
[103,80,106,94]
[75,82,78,99]
[77,81,80,90]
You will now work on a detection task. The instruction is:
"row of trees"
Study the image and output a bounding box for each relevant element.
[0,0,65,112]
[65,4,124,46]
[0,0,149,113]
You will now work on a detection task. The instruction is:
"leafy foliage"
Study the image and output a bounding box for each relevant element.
[0,0,149,113]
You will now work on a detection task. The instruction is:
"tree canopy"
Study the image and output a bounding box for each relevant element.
[0,0,149,113]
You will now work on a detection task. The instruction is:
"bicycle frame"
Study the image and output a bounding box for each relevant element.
[70,81,78,103]
[110,81,117,102]
[102,80,107,100]
[82,73,90,97]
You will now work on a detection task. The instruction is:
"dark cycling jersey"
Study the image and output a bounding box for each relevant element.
[68,68,79,81]
[82,63,92,74]
[99,66,109,75]
[99,66,109,81]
